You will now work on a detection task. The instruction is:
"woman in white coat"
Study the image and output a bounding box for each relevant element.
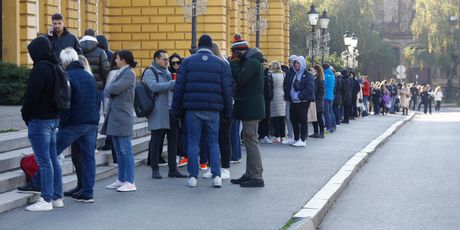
[269,61,286,143]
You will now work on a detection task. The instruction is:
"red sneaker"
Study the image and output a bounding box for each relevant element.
[178,157,188,167]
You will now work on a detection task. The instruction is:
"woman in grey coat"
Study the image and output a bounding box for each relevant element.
[102,50,137,192]
[144,50,186,179]
[269,61,286,143]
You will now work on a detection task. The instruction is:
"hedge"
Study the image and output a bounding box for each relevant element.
[0,61,30,105]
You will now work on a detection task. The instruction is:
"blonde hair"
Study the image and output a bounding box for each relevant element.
[434,86,442,94]
[270,61,282,73]
[78,55,93,75]
[211,41,226,61]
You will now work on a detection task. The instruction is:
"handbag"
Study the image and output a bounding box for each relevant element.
[133,67,158,118]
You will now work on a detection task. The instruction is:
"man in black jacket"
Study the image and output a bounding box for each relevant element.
[333,72,343,125]
[47,13,82,59]
[341,70,352,124]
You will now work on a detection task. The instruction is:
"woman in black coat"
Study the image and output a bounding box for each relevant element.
[310,65,325,138]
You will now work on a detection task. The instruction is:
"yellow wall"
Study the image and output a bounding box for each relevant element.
[2,0,289,71]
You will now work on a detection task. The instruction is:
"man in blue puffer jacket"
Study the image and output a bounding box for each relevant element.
[172,34,233,188]
[322,64,336,133]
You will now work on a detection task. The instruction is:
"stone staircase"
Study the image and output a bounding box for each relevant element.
[0,117,154,213]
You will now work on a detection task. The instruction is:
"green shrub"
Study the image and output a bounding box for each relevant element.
[0,61,30,105]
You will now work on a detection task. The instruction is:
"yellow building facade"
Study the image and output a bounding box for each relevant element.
[1,0,289,74]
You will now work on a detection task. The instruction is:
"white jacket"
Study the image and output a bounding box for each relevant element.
[434,91,443,101]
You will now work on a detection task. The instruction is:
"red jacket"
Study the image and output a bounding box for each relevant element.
[363,80,370,96]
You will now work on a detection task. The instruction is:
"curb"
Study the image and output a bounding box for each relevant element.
[288,113,416,230]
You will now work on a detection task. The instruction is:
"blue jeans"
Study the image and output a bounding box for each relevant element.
[112,136,135,183]
[324,100,335,131]
[56,124,97,197]
[363,96,369,113]
[28,119,62,202]
[186,111,221,178]
[230,120,241,161]
[390,96,397,113]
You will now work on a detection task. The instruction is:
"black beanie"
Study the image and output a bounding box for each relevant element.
[198,34,212,49]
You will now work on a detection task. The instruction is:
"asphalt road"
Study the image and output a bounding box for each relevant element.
[321,108,460,230]
[0,114,404,230]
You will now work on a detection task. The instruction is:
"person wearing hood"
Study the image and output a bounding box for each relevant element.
[340,70,352,123]
[172,34,233,188]
[21,36,62,211]
[47,14,82,60]
[229,34,265,188]
[80,29,110,113]
[283,56,315,147]
[281,55,297,144]
[96,34,113,62]
[144,49,186,180]
[322,64,336,132]
[333,72,343,125]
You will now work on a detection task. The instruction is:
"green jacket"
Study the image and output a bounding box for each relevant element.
[231,48,265,121]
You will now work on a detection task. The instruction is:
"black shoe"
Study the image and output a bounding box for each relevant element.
[318,133,324,138]
[308,133,319,138]
[230,174,250,184]
[16,183,40,194]
[240,178,265,188]
[64,186,81,197]
[72,193,94,203]
[168,170,187,178]
[152,170,163,179]
[341,120,349,124]
[159,157,168,167]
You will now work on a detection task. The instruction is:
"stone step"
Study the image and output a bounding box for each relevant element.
[0,116,147,154]
[0,122,149,174]
[0,151,148,214]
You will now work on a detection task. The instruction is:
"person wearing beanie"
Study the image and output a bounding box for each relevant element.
[172,34,233,188]
[230,34,250,60]
[229,34,266,188]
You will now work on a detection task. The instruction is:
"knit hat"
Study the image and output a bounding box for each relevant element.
[198,34,213,49]
[231,34,249,52]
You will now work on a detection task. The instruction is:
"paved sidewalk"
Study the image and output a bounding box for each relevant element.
[0,114,405,230]
[321,108,460,230]
[0,106,26,132]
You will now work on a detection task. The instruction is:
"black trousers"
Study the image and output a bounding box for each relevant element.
[271,116,286,138]
[342,102,350,122]
[409,97,417,110]
[148,112,179,171]
[290,102,310,141]
[312,111,325,134]
[258,118,270,139]
[104,135,117,163]
[351,96,357,117]
[218,118,232,169]
[71,143,83,189]
[435,101,441,111]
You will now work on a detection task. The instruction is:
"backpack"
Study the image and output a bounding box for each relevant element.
[20,154,39,182]
[133,67,159,118]
[42,61,71,111]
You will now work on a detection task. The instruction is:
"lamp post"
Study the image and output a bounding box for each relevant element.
[177,0,207,54]
[449,14,459,101]
[318,10,330,64]
[248,0,269,48]
[342,31,359,69]
[307,4,319,64]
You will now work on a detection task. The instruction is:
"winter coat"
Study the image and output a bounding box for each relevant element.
[351,78,361,100]
[314,75,325,112]
[230,48,265,121]
[60,61,99,126]
[144,63,175,130]
[96,35,113,62]
[420,91,429,104]
[283,67,295,101]
[324,67,335,101]
[340,71,352,105]
[101,65,136,136]
[103,70,118,116]
[21,36,59,124]
[80,36,110,90]
[400,86,411,108]
[410,86,419,99]
[269,71,286,117]
[172,48,233,119]
[388,83,398,96]
[362,80,370,97]
[434,91,444,101]
[283,56,315,103]
[333,76,343,106]
[48,27,82,60]
[372,88,382,105]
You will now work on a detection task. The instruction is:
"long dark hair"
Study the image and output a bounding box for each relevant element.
[168,53,182,73]
[117,50,137,68]
[314,64,324,81]
[110,51,118,70]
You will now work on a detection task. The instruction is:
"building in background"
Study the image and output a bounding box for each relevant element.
[1,0,290,75]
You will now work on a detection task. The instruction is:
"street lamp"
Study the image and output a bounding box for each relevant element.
[307,4,319,64]
[342,31,359,69]
[177,0,207,54]
[248,0,269,48]
[343,31,352,46]
[350,33,358,48]
[318,10,330,30]
[318,10,330,64]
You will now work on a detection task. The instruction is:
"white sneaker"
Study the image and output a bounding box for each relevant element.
[282,138,295,145]
[187,177,197,187]
[221,168,230,180]
[260,136,273,144]
[52,199,64,208]
[230,159,242,164]
[272,137,281,143]
[26,197,53,211]
[292,140,307,147]
[213,176,222,188]
[106,180,124,189]
[116,182,137,192]
[202,169,212,179]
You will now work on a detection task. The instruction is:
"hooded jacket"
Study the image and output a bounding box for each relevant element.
[80,35,110,90]
[333,74,343,106]
[340,70,352,105]
[60,61,99,126]
[283,56,315,103]
[96,35,113,62]
[283,56,297,101]
[48,27,82,60]
[21,36,59,124]
[324,67,335,100]
[230,48,265,120]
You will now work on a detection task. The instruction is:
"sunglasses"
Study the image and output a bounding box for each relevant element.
[171,61,181,65]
